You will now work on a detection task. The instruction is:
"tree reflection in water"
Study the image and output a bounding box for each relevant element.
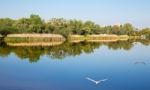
[0,39,150,63]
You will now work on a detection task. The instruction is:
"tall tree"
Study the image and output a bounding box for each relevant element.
[123,23,134,35]
[0,18,15,35]
[28,14,45,33]
[13,18,30,33]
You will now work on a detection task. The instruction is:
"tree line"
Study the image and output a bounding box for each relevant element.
[0,14,150,39]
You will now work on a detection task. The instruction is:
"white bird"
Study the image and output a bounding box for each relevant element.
[86,77,108,84]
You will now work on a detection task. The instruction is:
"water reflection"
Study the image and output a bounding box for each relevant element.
[0,38,150,90]
[134,60,150,65]
[134,61,147,65]
[6,42,64,46]
[0,39,150,63]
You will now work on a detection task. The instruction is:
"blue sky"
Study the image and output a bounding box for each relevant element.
[0,0,150,28]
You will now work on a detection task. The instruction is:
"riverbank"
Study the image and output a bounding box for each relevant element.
[69,34,129,43]
[4,34,66,43]
[3,34,140,46]
[5,34,130,41]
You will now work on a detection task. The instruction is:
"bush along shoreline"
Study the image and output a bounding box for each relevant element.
[0,14,150,40]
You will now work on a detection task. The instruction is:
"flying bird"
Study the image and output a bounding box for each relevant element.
[86,77,108,85]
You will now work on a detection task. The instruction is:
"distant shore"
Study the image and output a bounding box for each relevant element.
[4,34,137,42]
[69,34,130,42]
[5,34,130,40]
[0,33,146,46]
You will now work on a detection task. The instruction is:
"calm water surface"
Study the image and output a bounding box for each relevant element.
[0,41,150,90]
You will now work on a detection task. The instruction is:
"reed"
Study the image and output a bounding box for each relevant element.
[5,34,66,43]
[69,34,129,42]
[4,34,130,44]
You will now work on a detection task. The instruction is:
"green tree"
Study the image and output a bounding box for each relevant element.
[112,25,121,35]
[28,14,45,33]
[67,20,83,35]
[0,18,16,35]
[122,23,134,35]
[139,28,150,39]
[81,21,95,35]
[13,18,30,33]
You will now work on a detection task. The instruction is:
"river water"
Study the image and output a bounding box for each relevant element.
[0,40,150,90]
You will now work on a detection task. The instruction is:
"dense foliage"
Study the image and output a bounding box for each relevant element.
[0,14,150,39]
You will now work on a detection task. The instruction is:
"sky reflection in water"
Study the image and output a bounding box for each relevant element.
[0,41,150,90]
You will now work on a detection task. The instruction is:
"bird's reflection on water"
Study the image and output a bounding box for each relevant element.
[134,61,147,65]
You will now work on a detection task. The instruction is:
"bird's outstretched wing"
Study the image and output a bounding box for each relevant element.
[100,79,108,82]
[86,77,97,83]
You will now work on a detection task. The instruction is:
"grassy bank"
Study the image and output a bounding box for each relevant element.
[3,34,133,46]
[5,34,66,43]
[69,34,129,43]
